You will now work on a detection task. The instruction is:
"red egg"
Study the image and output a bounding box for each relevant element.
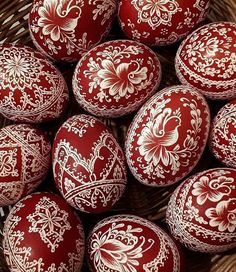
[72,39,162,118]
[87,214,184,272]
[0,44,69,123]
[3,192,85,271]
[29,0,117,62]
[176,22,236,100]
[118,0,210,46]
[52,114,127,213]
[0,124,51,207]
[209,100,236,168]
[166,168,236,253]
[125,85,210,187]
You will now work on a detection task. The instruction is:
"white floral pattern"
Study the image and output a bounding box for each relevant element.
[166,168,236,253]
[37,0,82,42]
[29,0,116,61]
[119,0,209,46]
[73,40,161,117]
[206,199,236,233]
[88,215,181,271]
[192,174,235,205]
[132,0,180,29]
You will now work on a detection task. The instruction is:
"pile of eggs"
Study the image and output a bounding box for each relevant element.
[0,0,236,271]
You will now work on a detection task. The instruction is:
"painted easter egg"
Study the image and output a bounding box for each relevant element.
[29,0,117,62]
[0,44,69,123]
[118,0,210,46]
[175,22,236,100]
[125,85,210,187]
[166,168,236,253]
[87,214,184,271]
[52,114,127,213]
[3,192,85,271]
[0,124,51,207]
[72,39,162,118]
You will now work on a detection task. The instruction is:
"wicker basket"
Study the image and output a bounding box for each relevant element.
[0,0,236,271]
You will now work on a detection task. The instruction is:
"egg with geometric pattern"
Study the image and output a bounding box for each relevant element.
[3,192,85,272]
[0,124,51,207]
[52,114,127,213]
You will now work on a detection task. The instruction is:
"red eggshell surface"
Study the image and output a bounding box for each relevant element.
[176,22,236,100]
[0,124,51,206]
[29,0,117,62]
[72,39,162,118]
[3,192,85,271]
[87,214,183,272]
[125,85,210,187]
[0,44,69,123]
[166,168,236,253]
[52,114,127,213]
[209,100,236,168]
[118,0,210,46]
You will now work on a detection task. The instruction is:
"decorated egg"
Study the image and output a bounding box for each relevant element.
[52,114,127,213]
[72,39,162,118]
[118,0,210,46]
[29,0,117,62]
[0,44,69,123]
[209,100,236,168]
[125,85,210,187]
[87,214,184,272]
[3,192,85,271]
[166,168,236,253]
[175,22,236,100]
[0,124,51,207]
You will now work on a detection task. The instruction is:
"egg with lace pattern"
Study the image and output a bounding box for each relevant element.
[29,0,117,62]
[209,99,236,168]
[0,124,51,207]
[175,22,236,100]
[72,39,162,118]
[87,214,184,272]
[118,0,210,46]
[3,192,85,272]
[125,85,210,187]
[166,168,236,253]
[0,44,69,123]
[52,114,127,213]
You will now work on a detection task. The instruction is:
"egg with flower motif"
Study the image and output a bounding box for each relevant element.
[3,192,85,271]
[166,168,236,253]
[29,0,117,62]
[209,99,236,167]
[52,114,127,213]
[176,22,236,100]
[125,85,210,187]
[72,39,162,118]
[0,123,51,207]
[118,0,210,46]
[87,214,184,272]
[0,44,69,123]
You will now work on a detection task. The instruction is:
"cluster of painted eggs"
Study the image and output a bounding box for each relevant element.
[0,0,236,271]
